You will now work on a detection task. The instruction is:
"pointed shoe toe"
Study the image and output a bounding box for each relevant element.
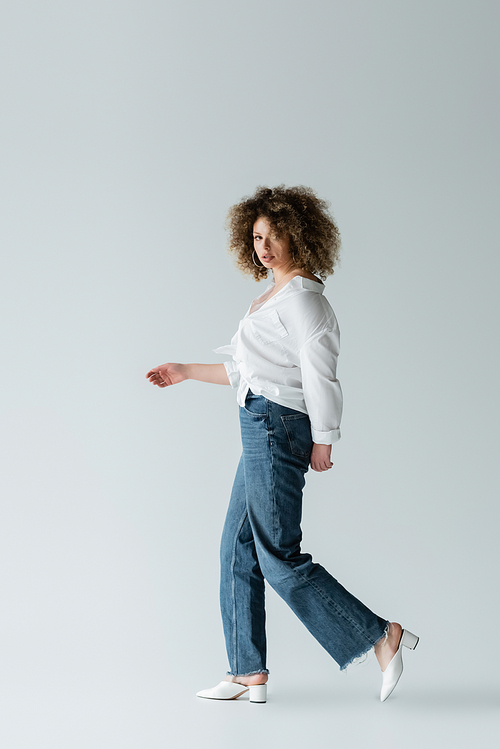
[380,629,419,702]
[196,681,249,700]
[196,681,267,703]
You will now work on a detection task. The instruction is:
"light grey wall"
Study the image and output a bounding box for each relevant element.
[1,1,499,747]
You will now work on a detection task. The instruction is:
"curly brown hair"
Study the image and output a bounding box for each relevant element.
[225,185,341,282]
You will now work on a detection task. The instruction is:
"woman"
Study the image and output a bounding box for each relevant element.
[146,185,418,704]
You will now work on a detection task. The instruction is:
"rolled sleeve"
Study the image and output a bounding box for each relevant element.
[223,359,241,389]
[299,328,343,446]
[213,341,241,389]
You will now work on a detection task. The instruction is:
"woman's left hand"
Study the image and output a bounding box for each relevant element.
[310,443,333,472]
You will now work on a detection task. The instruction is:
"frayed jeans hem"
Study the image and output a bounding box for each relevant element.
[226,669,270,677]
[340,621,390,672]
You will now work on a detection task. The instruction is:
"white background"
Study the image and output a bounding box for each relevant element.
[1,1,498,747]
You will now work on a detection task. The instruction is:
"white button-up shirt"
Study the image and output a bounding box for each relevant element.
[214,276,343,445]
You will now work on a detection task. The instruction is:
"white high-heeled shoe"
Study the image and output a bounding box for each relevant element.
[380,629,419,702]
[196,681,267,703]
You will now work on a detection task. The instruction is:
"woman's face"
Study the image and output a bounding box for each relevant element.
[252,217,294,274]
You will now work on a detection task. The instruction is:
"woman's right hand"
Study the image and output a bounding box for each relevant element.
[310,443,333,472]
[146,363,187,388]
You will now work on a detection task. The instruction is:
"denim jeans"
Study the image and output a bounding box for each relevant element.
[220,390,388,675]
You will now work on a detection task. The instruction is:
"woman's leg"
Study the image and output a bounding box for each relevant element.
[219,455,269,678]
[240,392,389,671]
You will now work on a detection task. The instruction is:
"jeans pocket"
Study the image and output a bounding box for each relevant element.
[242,393,267,417]
[281,413,313,458]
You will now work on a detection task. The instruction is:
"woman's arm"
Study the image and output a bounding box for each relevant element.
[299,329,342,445]
[299,327,341,473]
[146,362,230,388]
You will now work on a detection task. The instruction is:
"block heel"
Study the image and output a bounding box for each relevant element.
[401,630,419,650]
[249,684,267,703]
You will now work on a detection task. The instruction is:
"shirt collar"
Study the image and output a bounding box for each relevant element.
[270,276,325,295]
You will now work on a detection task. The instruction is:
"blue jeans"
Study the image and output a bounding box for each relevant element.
[220,391,388,675]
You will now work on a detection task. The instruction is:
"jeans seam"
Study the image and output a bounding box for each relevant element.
[230,508,250,675]
[266,400,279,546]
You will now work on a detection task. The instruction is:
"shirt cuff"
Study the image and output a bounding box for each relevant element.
[223,360,241,389]
[311,427,341,445]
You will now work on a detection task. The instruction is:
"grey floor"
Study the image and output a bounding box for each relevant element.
[2,627,498,749]
[1,675,498,749]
